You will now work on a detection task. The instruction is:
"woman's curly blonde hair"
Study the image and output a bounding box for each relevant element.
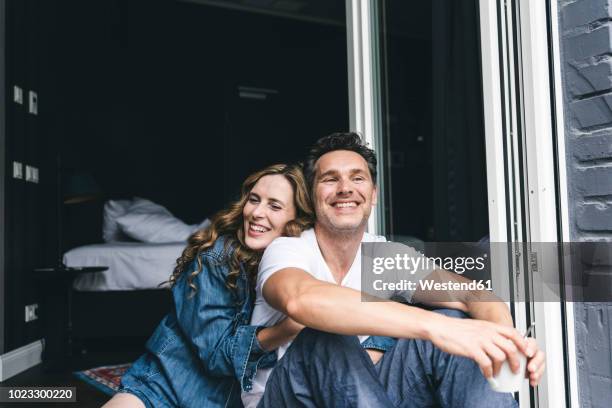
[168,163,313,295]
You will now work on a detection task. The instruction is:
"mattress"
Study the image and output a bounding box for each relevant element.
[63,242,186,291]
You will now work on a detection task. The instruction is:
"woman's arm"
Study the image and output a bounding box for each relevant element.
[173,254,274,387]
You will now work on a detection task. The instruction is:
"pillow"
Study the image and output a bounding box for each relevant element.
[192,218,211,233]
[102,199,133,242]
[116,198,196,243]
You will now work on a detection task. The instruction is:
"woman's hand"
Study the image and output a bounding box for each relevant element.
[256,317,305,352]
[276,316,306,336]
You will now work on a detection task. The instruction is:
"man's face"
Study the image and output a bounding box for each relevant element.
[313,150,377,233]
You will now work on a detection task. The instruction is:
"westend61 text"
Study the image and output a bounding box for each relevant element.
[372,279,493,292]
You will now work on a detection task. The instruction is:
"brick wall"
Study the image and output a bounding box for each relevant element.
[559,1,612,406]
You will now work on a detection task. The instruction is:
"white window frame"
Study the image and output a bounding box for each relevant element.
[345,0,385,235]
[481,0,573,406]
[479,0,519,304]
[480,2,533,405]
[516,0,570,406]
[548,0,580,406]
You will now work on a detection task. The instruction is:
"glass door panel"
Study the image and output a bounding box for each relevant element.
[378,0,490,244]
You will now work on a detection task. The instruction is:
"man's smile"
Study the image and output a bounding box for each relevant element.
[329,200,363,215]
[331,200,360,209]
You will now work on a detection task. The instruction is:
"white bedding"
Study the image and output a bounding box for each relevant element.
[63,242,185,291]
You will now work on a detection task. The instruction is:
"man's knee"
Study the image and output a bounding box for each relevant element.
[292,327,357,349]
[390,309,469,360]
[292,327,329,346]
[286,328,363,363]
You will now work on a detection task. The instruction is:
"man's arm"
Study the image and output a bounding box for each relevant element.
[411,268,513,327]
[263,267,531,379]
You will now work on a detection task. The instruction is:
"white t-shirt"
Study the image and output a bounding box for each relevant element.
[241,228,387,407]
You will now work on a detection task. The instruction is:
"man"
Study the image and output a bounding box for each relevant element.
[243,133,545,407]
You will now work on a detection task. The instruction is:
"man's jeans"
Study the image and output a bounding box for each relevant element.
[258,309,518,408]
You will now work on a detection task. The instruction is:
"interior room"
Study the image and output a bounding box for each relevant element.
[2,0,350,395]
[52,0,350,357]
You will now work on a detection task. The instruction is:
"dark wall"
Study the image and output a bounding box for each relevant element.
[0,0,6,354]
[54,0,348,249]
[4,0,59,352]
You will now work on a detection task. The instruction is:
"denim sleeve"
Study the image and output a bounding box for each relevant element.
[174,254,276,390]
[361,335,397,352]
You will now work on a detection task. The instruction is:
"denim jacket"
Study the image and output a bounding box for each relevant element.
[121,236,276,407]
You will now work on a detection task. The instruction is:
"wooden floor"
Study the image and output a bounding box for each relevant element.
[0,350,141,408]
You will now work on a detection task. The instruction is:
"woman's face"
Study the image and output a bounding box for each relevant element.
[243,174,297,251]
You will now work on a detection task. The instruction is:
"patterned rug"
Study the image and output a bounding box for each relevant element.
[74,363,132,396]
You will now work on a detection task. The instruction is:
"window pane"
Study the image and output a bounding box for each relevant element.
[379,0,489,243]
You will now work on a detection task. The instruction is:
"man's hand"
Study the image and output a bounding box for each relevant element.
[525,337,546,386]
[415,269,546,386]
[427,315,530,379]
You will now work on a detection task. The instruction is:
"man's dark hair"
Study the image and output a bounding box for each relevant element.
[304,132,377,190]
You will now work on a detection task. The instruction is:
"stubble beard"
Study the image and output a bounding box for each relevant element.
[316,208,369,239]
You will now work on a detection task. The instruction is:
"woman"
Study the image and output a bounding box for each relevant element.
[103,164,313,408]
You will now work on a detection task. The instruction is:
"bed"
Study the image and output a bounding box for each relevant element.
[54,197,210,356]
[64,242,184,291]
[62,242,185,353]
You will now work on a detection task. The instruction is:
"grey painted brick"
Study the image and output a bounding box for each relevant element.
[577,204,612,229]
[542,3,611,405]
[589,375,612,408]
[576,166,612,196]
[582,270,612,303]
[568,59,612,96]
[579,240,612,266]
[563,0,612,28]
[573,132,612,160]
[571,94,612,128]
[566,24,612,61]
[567,68,593,96]
[586,306,612,377]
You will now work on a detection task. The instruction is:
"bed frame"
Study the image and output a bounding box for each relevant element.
[71,289,173,353]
